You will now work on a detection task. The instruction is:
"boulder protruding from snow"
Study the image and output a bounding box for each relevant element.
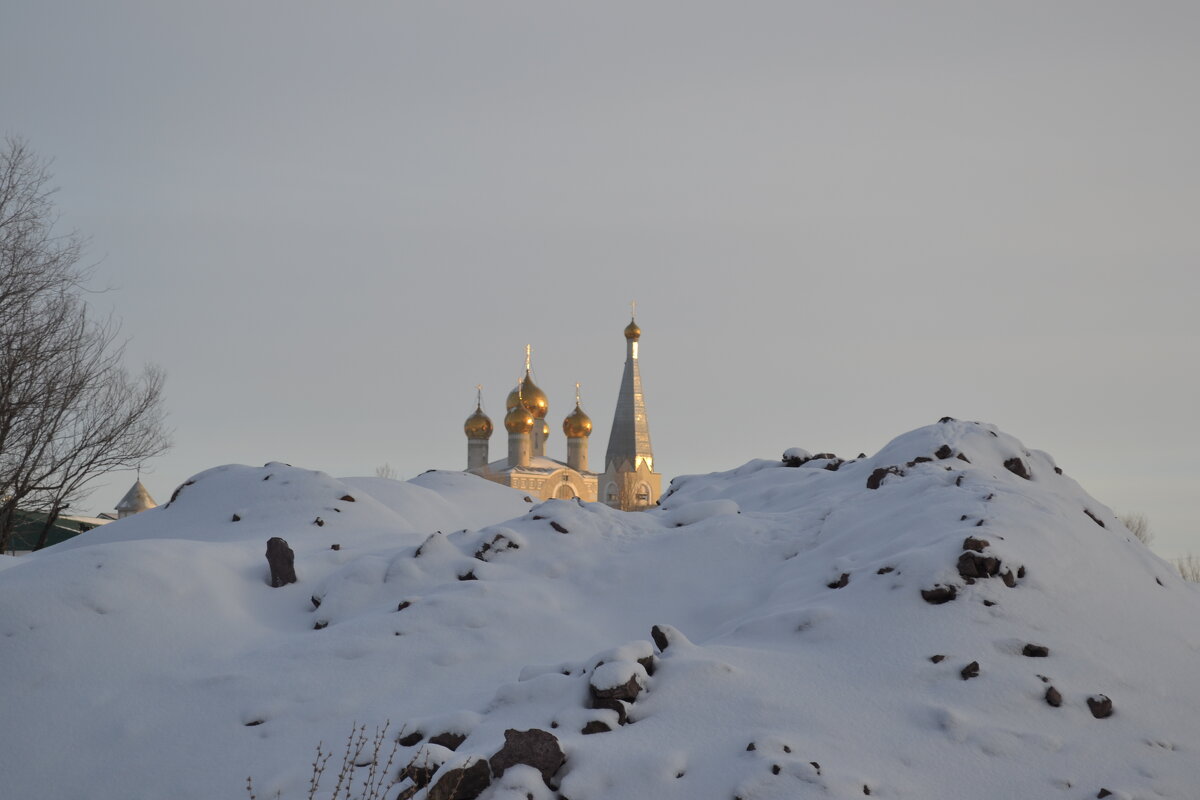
[265,537,297,587]
[488,728,565,785]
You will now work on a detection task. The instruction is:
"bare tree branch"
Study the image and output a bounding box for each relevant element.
[0,138,170,552]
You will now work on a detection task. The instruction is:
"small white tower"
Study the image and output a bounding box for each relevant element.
[463,385,493,471]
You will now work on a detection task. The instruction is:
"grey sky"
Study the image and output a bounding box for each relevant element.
[3,2,1197,555]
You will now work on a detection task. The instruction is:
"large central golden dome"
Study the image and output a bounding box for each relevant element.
[506,372,549,419]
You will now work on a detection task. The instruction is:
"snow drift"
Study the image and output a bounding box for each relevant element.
[2,419,1197,800]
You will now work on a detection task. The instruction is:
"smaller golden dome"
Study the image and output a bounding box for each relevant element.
[624,318,641,340]
[464,404,493,440]
[504,404,535,434]
[563,403,593,439]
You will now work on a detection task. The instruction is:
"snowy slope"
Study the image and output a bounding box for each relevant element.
[2,421,1197,800]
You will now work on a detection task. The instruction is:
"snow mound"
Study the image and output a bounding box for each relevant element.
[2,420,1198,800]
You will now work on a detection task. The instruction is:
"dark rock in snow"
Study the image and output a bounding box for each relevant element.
[398,731,423,747]
[921,585,958,604]
[771,764,780,775]
[549,521,568,534]
[330,543,340,551]
[866,466,902,490]
[930,655,946,663]
[313,620,328,630]
[961,661,980,680]
[955,475,964,486]
[1097,789,1113,798]
[1087,695,1113,719]
[827,573,850,589]
[651,625,671,652]
[231,513,241,522]
[1003,457,1031,480]
[590,697,628,725]
[957,551,1001,581]
[1022,644,1049,658]
[939,416,956,423]
[265,537,297,587]
[1045,687,1063,707]
[339,494,355,502]
[1083,509,1106,528]
[877,566,894,575]
[962,537,990,552]
[957,453,971,463]
[746,742,756,751]
[457,570,477,581]
[429,731,466,751]
[1001,569,1017,588]
[581,720,611,735]
[637,654,656,677]
[396,600,411,612]
[489,728,565,784]
[935,444,954,459]
[590,674,642,703]
[425,757,491,800]
[311,595,321,609]
[313,517,325,527]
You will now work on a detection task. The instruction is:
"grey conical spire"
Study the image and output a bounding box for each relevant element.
[604,314,654,472]
[116,480,157,518]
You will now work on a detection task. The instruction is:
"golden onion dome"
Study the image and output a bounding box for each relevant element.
[624,318,641,340]
[563,403,593,439]
[504,404,535,434]
[463,404,493,440]
[507,372,549,419]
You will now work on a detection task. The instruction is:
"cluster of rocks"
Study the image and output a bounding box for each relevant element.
[866,440,972,491]
[921,536,1025,605]
[781,450,847,471]
[396,727,565,800]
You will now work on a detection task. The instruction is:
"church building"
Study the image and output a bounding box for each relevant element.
[462,315,662,511]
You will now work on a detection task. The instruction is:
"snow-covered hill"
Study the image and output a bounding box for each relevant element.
[2,420,1197,800]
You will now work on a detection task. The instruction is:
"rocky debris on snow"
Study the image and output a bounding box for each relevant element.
[339,494,356,502]
[1084,509,1106,528]
[549,521,568,534]
[1045,687,1063,707]
[1022,644,1050,658]
[827,572,850,589]
[313,517,324,527]
[428,731,467,751]
[866,466,903,490]
[580,720,611,735]
[961,661,980,680]
[488,728,565,785]
[921,585,958,604]
[1004,457,1031,480]
[398,731,423,747]
[231,513,241,522]
[424,756,491,800]
[265,537,297,587]
[1088,694,1114,719]
[474,533,520,561]
[930,655,946,663]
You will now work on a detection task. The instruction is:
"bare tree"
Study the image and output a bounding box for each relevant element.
[0,138,170,552]
[374,463,400,480]
[1175,554,1200,583]
[1118,512,1153,547]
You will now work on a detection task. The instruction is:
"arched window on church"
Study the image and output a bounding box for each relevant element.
[635,483,651,507]
[605,482,619,506]
[554,483,577,500]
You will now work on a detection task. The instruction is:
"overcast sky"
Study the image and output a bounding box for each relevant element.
[3,2,1197,556]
